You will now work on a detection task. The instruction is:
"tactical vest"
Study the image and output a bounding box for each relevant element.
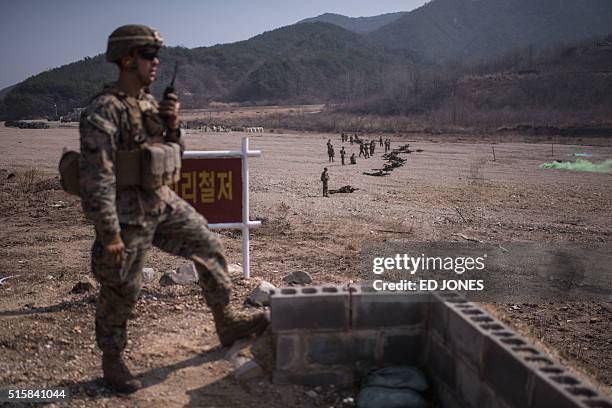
[59,87,181,196]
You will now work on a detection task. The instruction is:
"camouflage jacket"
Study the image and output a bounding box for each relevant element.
[79,83,185,244]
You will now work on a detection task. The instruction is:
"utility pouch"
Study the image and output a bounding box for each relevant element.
[161,142,181,184]
[59,150,81,196]
[140,144,166,189]
[115,149,141,188]
[170,142,182,183]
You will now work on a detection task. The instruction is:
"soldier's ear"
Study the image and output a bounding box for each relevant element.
[120,55,137,70]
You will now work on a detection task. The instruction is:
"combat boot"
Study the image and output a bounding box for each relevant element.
[211,305,269,347]
[102,352,142,394]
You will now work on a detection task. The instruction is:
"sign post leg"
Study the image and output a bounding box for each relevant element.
[242,137,250,279]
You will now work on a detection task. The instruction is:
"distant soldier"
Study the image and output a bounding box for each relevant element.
[379,136,383,147]
[340,146,346,165]
[364,144,370,159]
[327,138,332,150]
[370,140,375,156]
[349,134,353,145]
[321,167,330,197]
[359,143,365,158]
[350,153,356,164]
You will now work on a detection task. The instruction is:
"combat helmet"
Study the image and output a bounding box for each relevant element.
[106,24,163,62]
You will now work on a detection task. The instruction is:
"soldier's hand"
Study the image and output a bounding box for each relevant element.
[104,234,125,267]
[159,93,180,130]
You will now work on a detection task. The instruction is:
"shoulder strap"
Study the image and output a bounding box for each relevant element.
[94,86,142,150]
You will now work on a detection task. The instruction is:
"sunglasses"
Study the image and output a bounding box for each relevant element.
[137,48,159,61]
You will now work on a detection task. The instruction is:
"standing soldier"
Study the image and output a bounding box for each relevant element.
[321,167,330,197]
[379,135,383,147]
[79,25,267,393]
[340,146,346,165]
[349,134,353,145]
[328,145,335,162]
[359,143,365,158]
[370,140,375,156]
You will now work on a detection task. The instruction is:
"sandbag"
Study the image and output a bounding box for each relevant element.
[357,386,427,408]
[362,366,428,392]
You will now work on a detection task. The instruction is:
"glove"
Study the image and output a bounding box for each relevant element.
[158,92,180,130]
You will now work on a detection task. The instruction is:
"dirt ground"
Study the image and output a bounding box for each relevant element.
[0,121,611,407]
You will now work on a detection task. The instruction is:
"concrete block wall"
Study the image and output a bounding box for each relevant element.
[428,292,612,408]
[271,285,426,386]
[270,285,612,408]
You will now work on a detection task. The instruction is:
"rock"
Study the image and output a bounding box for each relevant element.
[305,390,318,399]
[70,277,95,294]
[282,271,312,285]
[159,262,198,286]
[142,267,156,284]
[228,263,243,277]
[248,280,276,307]
[233,359,264,381]
[342,396,356,406]
[225,338,251,360]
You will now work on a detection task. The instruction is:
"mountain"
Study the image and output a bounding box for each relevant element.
[0,84,16,100]
[2,0,612,120]
[298,12,408,34]
[367,0,612,62]
[0,23,414,119]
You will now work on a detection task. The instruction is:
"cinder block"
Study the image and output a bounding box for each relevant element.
[304,330,377,366]
[270,286,350,332]
[426,337,456,390]
[530,370,585,408]
[434,380,467,408]
[275,334,301,370]
[455,359,481,408]
[273,368,355,387]
[445,303,487,370]
[482,335,533,408]
[350,285,428,329]
[583,400,612,408]
[380,329,424,366]
[429,298,449,343]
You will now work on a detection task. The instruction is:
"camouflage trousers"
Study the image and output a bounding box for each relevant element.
[91,199,232,354]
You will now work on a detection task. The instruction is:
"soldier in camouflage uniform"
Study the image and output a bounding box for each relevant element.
[80,25,267,394]
[321,167,330,197]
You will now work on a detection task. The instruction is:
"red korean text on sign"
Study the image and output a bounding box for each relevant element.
[173,158,243,224]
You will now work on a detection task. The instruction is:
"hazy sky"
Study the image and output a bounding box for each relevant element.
[0,0,429,90]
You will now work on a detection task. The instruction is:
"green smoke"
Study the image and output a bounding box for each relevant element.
[540,159,612,173]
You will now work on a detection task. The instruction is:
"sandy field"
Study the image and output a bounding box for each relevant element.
[0,122,611,407]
